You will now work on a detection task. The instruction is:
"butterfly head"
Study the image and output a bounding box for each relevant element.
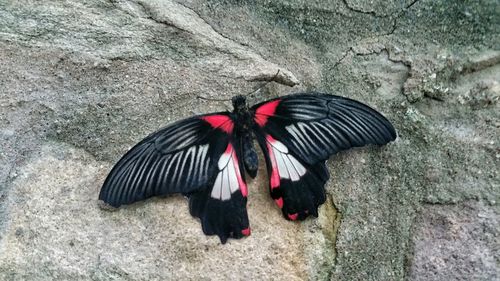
[231,95,248,113]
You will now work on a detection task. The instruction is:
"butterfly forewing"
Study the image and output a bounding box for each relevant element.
[99,113,233,207]
[252,93,396,164]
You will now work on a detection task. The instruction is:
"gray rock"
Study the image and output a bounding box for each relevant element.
[408,201,499,281]
[0,0,498,280]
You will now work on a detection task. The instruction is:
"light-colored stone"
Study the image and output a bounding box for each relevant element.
[0,0,498,280]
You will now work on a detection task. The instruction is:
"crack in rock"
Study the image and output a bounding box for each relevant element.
[342,0,422,18]
[332,42,413,101]
[459,50,500,75]
[342,0,423,36]
[334,43,411,70]
[116,0,299,86]
[311,193,343,280]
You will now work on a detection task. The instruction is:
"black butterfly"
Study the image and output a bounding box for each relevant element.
[99,92,396,243]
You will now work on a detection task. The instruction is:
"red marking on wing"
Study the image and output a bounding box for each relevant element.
[265,135,280,189]
[224,143,233,154]
[241,227,251,236]
[275,198,284,208]
[201,115,234,133]
[226,143,248,197]
[287,213,298,221]
[254,99,281,127]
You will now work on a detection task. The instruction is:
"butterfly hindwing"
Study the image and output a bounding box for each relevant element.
[99,113,250,243]
[252,93,396,219]
[188,141,250,243]
[255,133,329,220]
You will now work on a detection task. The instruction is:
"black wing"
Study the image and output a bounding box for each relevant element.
[188,141,250,243]
[99,113,250,243]
[251,93,396,220]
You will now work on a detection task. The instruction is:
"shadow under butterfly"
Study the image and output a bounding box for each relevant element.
[99,92,397,244]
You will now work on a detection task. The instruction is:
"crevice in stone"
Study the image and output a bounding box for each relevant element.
[332,45,413,102]
[403,210,419,281]
[334,45,411,71]
[389,0,423,35]
[319,193,343,279]
[459,51,500,75]
[332,47,354,70]
[342,0,422,19]
[423,92,445,102]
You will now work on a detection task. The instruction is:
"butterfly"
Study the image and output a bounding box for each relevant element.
[99,92,396,243]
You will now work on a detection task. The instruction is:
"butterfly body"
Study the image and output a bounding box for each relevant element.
[229,95,259,178]
[99,92,397,243]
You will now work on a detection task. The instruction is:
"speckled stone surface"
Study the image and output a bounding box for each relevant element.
[0,0,498,280]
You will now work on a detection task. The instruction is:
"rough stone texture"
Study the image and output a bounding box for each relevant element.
[0,0,498,280]
[408,201,499,281]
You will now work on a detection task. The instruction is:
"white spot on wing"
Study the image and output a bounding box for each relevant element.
[268,137,307,182]
[227,158,239,193]
[210,145,242,201]
[288,154,307,177]
[211,172,222,199]
[218,149,232,169]
[283,155,299,181]
[272,139,289,153]
[273,147,290,179]
[221,168,231,200]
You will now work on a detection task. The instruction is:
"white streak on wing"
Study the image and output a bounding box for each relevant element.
[221,168,231,200]
[323,119,349,146]
[290,113,313,119]
[170,150,184,186]
[164,151,181,181]
[166,120,196,138]
[289,155,307,176]
[312,122,333,143]
[297,122,322,155]
[211,172,222,199]
[227,158,238,193]
[159,122,196,146]
[283,155,299,181]
[186,146,197,180]
[273,147,290,179]
[307,122,328,144]
[192,146,201,180]
[286,124,309,155]
[288,104,324,119]
[170,133,198,150]
[300,122,330,155]
[197,144,209,179]
[177,146,196,186]
[157,154,172,189]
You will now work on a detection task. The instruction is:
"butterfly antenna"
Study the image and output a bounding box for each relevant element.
[196,95,231,102]
[196,70,280,101]
[243,69,280,97]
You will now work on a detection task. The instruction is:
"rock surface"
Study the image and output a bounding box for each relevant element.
[0,0,498,280]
